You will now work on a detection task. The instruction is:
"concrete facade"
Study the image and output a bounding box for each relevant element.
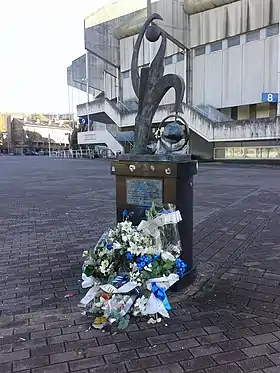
[67,0,280,160]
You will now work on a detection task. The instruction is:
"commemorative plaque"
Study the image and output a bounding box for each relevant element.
[126,178,163,206]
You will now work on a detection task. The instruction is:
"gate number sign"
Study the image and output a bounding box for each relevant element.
[262,93,278,103]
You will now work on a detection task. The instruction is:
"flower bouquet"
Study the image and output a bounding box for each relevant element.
[80,204,187,330]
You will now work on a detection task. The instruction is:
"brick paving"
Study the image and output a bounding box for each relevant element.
[1,157,280,372]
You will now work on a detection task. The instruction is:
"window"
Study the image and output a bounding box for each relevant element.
[246,30,260,43]
[228,36,240,48]
[195,46,205,57]
[266,24,279,37]
[164,56,173,65]
[210,41,222,52]
[249,104,257,120]
[231,107,238,120]
[177,52,184,62]
[122,70,130,79]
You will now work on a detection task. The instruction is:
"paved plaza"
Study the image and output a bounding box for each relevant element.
[1,157,280,373]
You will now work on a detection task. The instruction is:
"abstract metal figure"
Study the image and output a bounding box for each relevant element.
[131,13,186,154]
[155,114,190,155]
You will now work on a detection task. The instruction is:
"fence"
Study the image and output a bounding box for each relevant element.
[49,148,116,159]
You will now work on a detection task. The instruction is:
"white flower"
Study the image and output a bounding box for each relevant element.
[100,260,109,274]
[122,235,128,242]
[129,242,140,255]
[113,242,121,250]
[162,251,176,262]
[134,296,148,314]
[82,250,89,257]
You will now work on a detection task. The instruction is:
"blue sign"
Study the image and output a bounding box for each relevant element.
[262,93,278,103]
[79,117,88,125]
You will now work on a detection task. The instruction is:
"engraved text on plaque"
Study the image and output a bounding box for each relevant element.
[126,178,163,206]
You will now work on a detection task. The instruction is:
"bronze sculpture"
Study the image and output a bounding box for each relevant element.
[131,13,189,156]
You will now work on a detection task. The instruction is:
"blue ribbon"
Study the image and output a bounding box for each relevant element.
[112,275,129,288]
[151,282,171,312]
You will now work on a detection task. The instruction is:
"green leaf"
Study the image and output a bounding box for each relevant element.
[84,265,94,277]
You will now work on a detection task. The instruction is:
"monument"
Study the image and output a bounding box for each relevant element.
[111,13,198,290]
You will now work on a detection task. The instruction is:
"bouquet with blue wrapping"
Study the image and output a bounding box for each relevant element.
[80,204,187,329]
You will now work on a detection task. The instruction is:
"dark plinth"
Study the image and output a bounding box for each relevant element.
[111,154,198,290]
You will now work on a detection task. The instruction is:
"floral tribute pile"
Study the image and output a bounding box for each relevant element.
[80,204,187,330]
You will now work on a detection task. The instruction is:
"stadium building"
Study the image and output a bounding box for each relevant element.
[67,0,280,160]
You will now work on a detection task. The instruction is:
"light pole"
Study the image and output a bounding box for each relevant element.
[85,50,90,131]
[48,134,51,158]
[147,0,152,63]
[147,0,151,17]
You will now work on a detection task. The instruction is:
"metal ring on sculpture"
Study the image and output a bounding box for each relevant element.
[156,114,190,144]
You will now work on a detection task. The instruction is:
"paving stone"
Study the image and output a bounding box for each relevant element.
[69,356,104,371]
[104,350,138,364]
[242,344,276,358]
[180,356,216,371]
[176,327,207,339]
[246,333,279,346]
[206,362,244,373]
[218,338,252,351]
[148,333,178,345]
[88,363,127,373]
[190,344,223,357]
[237,356,274,371]
[50,350,82,364]
[167,338,200,351]
[267,352,280,365]
[117,338,150,351]
[263,367,280,373]
[32,363,70,373]
[0,363,12,373]
[137,343,170,357]
[146,363,184,373]
[196,333,229,345]
[125,356,160,371]
[158,349,192,364]
[13,356,49,372]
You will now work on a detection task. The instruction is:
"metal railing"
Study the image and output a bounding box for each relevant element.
[49,148,117,159]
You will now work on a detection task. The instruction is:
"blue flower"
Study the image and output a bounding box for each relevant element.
[136,255,152,270]
[122,209,128,217]
[126,252,133,261]
[107,243,113,250]
[152,254,160,261]
[175,258,187,278]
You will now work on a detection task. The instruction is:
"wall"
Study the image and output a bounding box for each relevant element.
[77,130,123,154]
[67,66,95,96]
[189,130,213,159]
[23,124,71,145]
[184,0,239,14]
[193,30,279,108]
[189,0,279,47]
[213,117,279,141]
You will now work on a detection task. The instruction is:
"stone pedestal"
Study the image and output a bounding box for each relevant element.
[111,154,198,290]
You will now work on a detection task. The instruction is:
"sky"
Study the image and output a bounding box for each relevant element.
[0,0,113,114]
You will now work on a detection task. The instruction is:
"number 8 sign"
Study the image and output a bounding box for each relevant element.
[262,93,278,103]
